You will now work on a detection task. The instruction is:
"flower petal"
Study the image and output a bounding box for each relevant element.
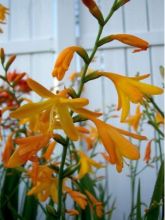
[129,80,164,96]
[120,91,130,122]
[10,100,53,119]
[57,105,78,141]
[27,78,55,98]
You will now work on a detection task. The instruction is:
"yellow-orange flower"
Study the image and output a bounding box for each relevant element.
[43,140,56,160]
[110,34,149,53]
[2,133,14,165]
[96,72,163,121]
[86,190,103,218]
[27,165,58,203]
[0,4,8,23]
[65,187,87,209]
[75,108,146,172]
[10,78,89,141]
[5,134,50,168]
[0,4,9,33]
[52,46,88,80]
[125,105,142,131]
[76,126,98,150]
[77,150,103,179]
[66,209,79,216]
[155,112,164,125]
[144,139,153,163]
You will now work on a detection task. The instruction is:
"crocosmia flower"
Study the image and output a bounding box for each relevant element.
[96,72,163,121]
[75,108,146,172]
[125,105,142,131]
[52,46,88,80]
[10,78,89,141]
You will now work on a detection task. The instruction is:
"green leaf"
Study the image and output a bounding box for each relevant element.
[0,168,21,220]
[62,163,80,178]
[145,162,164,220]
[136,179,142,220]
[22,195,38,220]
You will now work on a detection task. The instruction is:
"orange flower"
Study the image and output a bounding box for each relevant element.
[52,46,88,80]
[125,105,142,131]
[2,133,14,165]
[7,71,31,93]
[0,4,9,33]
[66,209,79,216]
[75,108,146,172]
[43,141,56,160]
[155,112,164,125]
[10,78,89,141]
[77,151,103,179]
[5,134,50,168]
[0,4,8,22]
[144,139,153,163]
[27,165,58,203]
[110,34,149,53]
[96,72,163,121]
[86,190,103,218]
[76,126,98,150]
[65,187,87,209]
[82,0,104,25]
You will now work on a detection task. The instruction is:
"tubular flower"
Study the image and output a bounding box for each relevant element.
[2,133,14,165]
[82,0,104,25]
[76,126,98,150]
[125,105,142,131]
[7,71,31,93]
[43,140,56,160]
[75,108,146,172]
[155,112,164,125]
[0,4,8,22]
[144,139,153,163]
[77,150,103,179]
[52,46,88,80]
[66,209,79,216]
[65,187,87,209]
[96,72,163,121]
[27,165,58,203]
[5,134,50,168]
[86,190,103,218]
[10,78,89,141]
[0,4,9,33]
[110,34,149,53]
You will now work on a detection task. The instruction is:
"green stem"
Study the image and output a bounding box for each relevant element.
[57,140,68,219]
[77,3,117,97]
[77,24,103,97]
[149,97,164,118]
[156,133,163,164]
[56,4,117,218]
[148,121,164,137]
[144,103,164,137]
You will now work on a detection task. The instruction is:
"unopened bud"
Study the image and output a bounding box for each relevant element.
[53,134,67,146]
[5,55,16,71]
[0,48,5,65]
[82,0,104,25]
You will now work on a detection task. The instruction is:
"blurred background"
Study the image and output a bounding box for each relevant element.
[0,0,164,219]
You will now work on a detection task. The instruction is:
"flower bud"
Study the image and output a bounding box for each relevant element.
[82,0,104,25]
[5,55,16,71]
[0,48,5,65]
